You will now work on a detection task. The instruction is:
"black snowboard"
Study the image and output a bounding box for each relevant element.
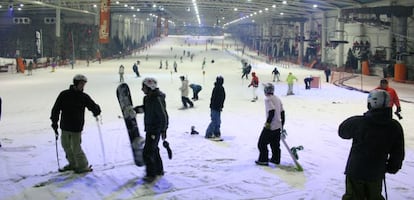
[116,83,145,167]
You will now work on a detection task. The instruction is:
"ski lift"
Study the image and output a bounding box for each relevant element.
[352,35,371,60]
[328,30,349,49]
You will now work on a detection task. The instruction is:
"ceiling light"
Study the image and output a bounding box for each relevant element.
[116,1,119,4]
[234,8,238,11]
[283,1,287,4]
[313,4,318,8]
[272,5,276,8]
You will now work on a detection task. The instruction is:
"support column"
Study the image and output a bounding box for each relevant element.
[321,12,327,62]
[337,10,344,68]
[299,22,304,66]
[156,15,162,37]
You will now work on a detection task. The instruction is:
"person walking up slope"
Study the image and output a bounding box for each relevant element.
[205,76,226,139]
[50,74,101,173]
[255,83,285,166]
[133,77,169,182]
[179,76,194,109]
[338,89,404,200]
[248,72,259,102]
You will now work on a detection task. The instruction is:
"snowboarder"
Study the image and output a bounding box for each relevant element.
[205,76,226,139]
[286,72,298,95]
[304,75,313,89]
[375,79,402,119]
[255,83,285,166]
[248,72,259,102]
[189,83,202,100]
[179,76,193,109]
[50,74,101,173]
[338,89,404,200]
[133,77,169,182]
[119,65,125,82]
[272,67,280,82]
[133,61,140,77]
[173,61,178,72]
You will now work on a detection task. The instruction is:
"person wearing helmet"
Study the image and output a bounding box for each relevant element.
[248,72,259,102]
[255,83,285,166]
[134,77,169,182]
[50,74,101,173]
[179,76,194,109]
[375,79,402,119]
[338,89,404,200]
[205,76,226,139]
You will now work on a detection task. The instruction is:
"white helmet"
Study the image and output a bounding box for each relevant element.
[73,74,87,85]
[263,83,274,94]
[142,77,158,90]
[367,89,390,110]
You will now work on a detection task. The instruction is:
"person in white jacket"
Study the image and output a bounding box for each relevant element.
[179,76,194,109]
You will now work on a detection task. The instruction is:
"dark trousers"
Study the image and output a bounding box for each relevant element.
[192,90,200,100]
[143,131,164,177]
[257,128,281,163]
[342,176,385,200]
[181,96,193,108]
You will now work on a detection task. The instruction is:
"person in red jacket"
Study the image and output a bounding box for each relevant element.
[248,72,259,102]
[376,79,402,119]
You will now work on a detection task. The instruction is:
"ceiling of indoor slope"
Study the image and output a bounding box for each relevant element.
[3,0,414,27]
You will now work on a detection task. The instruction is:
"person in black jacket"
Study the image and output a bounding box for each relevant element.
[339,89,404,200]
[205,76,226,139]
[50,74,101,173]
[134,77,169,182]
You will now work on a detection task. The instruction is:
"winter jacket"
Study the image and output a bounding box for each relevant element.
[189,84,202,92]
[50,85,101,132]
[248,75,259,88]
[210,82,225,111]
[180,79,190,97]
[286,74,297,84]
[142,89,169,133]
[375,86,401,108]
[338,107,404,181]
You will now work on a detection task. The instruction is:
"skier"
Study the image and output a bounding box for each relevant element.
[27,61,33,76]
[159,60,163,69]
[338,89,404,200]
[375,79,402,119]
[324,67,331,83]
[202,57,206,69]
[165,60,168,70]
[50,74,101,173]
[272,67,280,82]
[179,76,194,109]
[133,77,169,182]
[119,65,125,82]
[286,72,298,95]
[132,61,140,77]
[255,83,285,166]
[241,62,252,79]
[248,72,259,102]
[205,76,226,139]
[173,61,178,73]
[189,83,202,100]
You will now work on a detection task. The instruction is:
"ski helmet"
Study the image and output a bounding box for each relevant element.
[216,75,224,85]
[263,83,274,94]
[142,77,158,90]
[367,89,390,110]
[73,74,87,85]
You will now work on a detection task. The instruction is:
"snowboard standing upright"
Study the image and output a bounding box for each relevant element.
[117,83,145,167]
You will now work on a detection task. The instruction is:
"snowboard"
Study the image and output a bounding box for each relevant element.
[281,129,303,171]
[116,83,145,167]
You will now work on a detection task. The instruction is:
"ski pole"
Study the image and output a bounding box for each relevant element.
[54,129,60,169]
[96,116,107,165]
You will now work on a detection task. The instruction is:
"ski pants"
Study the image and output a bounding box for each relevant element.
[61,130,89,169]
[257,128,281,163]
[143,131,164,177]
[287,83,294,95]
[181,96,193,108]
[205,109,222,138]
[342,176,385,200]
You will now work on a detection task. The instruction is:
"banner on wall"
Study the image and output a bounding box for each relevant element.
[99,0,110,44]
[35,30,42,57]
